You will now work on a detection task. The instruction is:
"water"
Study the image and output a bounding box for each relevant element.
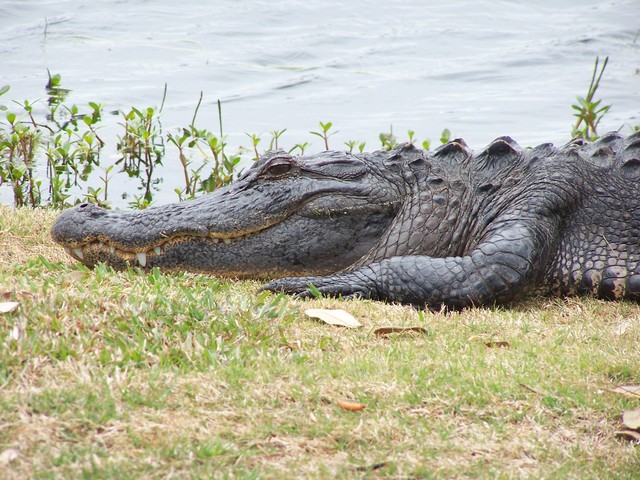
[1,0,639,206]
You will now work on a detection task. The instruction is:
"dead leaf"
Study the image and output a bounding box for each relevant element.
[0,302,19,314]
[614,430,640,443]
[337,400,366,411]
[304,309,362,328]
[485,341,511,348]
[65,271,86,282]
[9,325,20,341]
[373,326,428,337]
[614,320,632,336]
[623,409,640,430]
[608,385,640,398]
[0,448,19,465]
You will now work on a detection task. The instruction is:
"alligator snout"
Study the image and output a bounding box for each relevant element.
[51,202,103,246]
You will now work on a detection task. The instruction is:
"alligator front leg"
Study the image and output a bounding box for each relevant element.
[264,220,558,309]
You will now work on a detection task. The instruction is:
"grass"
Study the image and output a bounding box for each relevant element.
[1,206,640,478]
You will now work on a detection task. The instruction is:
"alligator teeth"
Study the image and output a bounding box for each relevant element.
[212,238,219,244]
[109,245,115,254]
[153,247,161,255]
[97,242,104,248]
[136,252,147,267]
[73,248,84,260]
[223,238,232,245]
[64,247,72,255]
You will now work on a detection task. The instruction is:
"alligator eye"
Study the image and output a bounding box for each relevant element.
[266,162,294,177]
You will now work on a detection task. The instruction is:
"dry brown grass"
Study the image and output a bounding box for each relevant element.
[1,205,639,478]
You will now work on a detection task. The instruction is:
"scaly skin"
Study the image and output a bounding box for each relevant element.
[52,131,640,307]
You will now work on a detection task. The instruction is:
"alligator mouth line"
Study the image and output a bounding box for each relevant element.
[58,195,389,268]
[64,232,254,267]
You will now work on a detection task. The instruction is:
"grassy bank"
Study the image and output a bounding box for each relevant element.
[1,206,639,478]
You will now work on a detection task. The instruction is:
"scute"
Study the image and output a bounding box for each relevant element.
[621,158,640,180]
[432,139,472,164]
[474,136,522,171]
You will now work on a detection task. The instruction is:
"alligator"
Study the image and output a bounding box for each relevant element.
[51,130,640,308]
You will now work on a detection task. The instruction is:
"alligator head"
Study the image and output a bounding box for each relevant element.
[51,150,402,278]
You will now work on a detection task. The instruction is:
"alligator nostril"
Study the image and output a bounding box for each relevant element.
[78,202,89,210]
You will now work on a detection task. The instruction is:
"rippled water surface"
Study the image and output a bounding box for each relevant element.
[1,0,639,204]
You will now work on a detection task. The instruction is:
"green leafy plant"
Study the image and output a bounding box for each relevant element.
[572,56,611,140]
[0,75,112,208]
[379,127,397,150]
[117,87,166,206]
[169,96,241,201]
[344,140,366,153]
[45,70,71,109]
[0,110,42,207]
[245,132,262,160]
[0,59,623,210]
[0,85,11,111]
[439,128,451,144]
[268,129,287,151]
[310,121,336,150]
[197,129,241,194]
[289,142,310,155]
[0,76,464,210]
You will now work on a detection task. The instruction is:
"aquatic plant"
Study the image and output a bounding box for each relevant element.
[309,121,336,150]
[571,56,611,140]
[0,57,630,209]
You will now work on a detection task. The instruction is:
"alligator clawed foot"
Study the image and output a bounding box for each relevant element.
[261,276,320,296]
[262,274,373,301]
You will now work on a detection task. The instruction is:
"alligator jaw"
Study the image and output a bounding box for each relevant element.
[57,200,397,278]
[64,231,260,269]
[52,149,403,278]
[50,181,298,274]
